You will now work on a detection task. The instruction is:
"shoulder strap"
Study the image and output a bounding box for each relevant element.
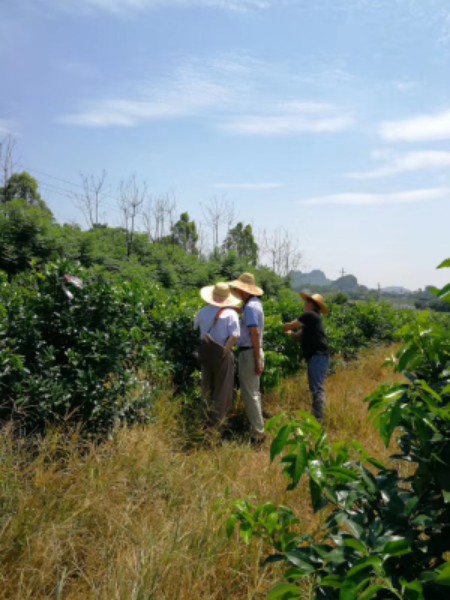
[207,307,226,334]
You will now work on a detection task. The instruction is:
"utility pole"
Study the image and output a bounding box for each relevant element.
[339,267,346,278]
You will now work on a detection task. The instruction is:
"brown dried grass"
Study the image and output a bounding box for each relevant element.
[0,345,401,600]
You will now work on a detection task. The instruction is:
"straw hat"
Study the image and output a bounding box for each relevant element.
[200,282,241,308]
[300,292,330,314]
[229,272,263,297]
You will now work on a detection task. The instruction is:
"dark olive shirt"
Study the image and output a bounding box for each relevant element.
[298,311,329,360]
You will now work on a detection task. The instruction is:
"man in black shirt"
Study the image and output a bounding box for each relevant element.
[283,292,330,422]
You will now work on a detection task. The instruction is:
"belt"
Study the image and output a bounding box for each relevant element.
[238,346,253,352]
[308,352,329,360]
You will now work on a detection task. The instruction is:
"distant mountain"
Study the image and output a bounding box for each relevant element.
[291,270,413,295]
[331,274,359,292]
[290,269,332,289]
[381,286,412,295]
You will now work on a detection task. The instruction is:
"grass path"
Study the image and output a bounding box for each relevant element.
[0,345,402,600]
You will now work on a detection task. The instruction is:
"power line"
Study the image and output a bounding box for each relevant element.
[37,179,119,212]
[27,166,119,206]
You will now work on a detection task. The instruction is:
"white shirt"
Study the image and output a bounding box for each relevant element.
[194,305,240,346]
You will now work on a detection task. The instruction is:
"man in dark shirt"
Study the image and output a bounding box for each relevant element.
[283,292,330,422]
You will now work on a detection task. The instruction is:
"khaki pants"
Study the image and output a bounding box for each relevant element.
[199,336,235,424]
[238,349,264,436]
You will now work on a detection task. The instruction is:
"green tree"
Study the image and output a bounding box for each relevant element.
[171,212,199,254]
[1,172,50,213]
[0,199,57,274]
[223,222,258,266]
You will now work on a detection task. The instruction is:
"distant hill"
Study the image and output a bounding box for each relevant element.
[331,274,360,292]
[381,286,412,295]
[290,269,332,289]
[290,270,362,292]
[290,270,409,294]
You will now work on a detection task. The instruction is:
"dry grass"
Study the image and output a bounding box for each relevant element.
[0,345,402,600]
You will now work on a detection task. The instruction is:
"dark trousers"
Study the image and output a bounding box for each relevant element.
[307,354,329,422]
[199,336,235,423]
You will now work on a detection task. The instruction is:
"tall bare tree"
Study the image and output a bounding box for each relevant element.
[258,227,302,277]
[118,175,147,256]
[142,192,177,242]
[74,170,107,227]
[0,135,18,188]
[201,195,235,251]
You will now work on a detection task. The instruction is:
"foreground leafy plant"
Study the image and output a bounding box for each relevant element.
[228,262,450,599]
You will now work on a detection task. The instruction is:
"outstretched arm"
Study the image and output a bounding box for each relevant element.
[283,319,303,340]
[283,319,301,332]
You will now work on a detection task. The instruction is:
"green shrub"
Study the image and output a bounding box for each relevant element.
[228,263,450,599]
[0,261,168,434]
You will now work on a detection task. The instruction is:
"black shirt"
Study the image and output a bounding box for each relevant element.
[298,311,329,360]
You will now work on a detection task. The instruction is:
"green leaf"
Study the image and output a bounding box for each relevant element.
[398,344,420,372]
[310,478,327,512]
[327,467,360,483]
[400,577,424,599]
[270,424,292,461]
[267,582,301,600]
[437,282,450,300]
[226,515,237,538]
[347,556,382,577]
[437,257,450,269]
[343,538,368,555]
[383,538,411,557]
[435,562,450,586]
[291,443,307,487]
[417,380,442,403]
[284,551,316,574]
[339,579,358,600]
[358,585,385,600]
[320,575,343,589]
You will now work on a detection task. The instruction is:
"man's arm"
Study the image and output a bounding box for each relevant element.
[249,326,263,375]
[223,334,238,355]
[283,319,304,340]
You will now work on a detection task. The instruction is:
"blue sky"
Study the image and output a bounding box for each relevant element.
[2,0,450,289]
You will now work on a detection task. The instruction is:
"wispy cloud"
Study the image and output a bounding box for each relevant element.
[59,55,354,136]
[380,109,450,142]
[300,187,450,206]
[0,119,15,135]
[347,151,450,179]
[221,102,354,136]
[59,69,232,127]
[54,0,271,15]
[214,182,283,190]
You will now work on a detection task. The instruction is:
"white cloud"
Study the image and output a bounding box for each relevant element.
[300,187,450,206]
[380,109,450,142]
[214,182,283,190]
[221,102,354,136]
[59,73,231,127]
[55,0,270,15]
[347,151,450,179]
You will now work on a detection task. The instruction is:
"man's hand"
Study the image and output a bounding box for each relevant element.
[255,358,264,376]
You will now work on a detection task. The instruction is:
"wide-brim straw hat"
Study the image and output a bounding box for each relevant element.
[300,292,330,314]
[229,272,263,297]
[200,282,241,308]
